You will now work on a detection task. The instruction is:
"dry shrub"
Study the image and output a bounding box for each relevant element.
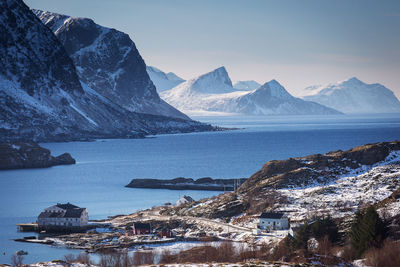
[10,254,24,267]
[76,253,91,264]
[132,251,154,266]
[63,253,91,265]
[99,252,135,267]
[364,240,400,267]
[218,241,237,262]
[64,254,76,263]
[317,235,332,256]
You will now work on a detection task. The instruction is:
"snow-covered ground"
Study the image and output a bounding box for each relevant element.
[277,161,400,221]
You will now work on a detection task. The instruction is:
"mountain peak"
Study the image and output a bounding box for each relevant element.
[255,80,293,99]
[184,66,234,94]
[343,77,364,86]
[200,66,232,87]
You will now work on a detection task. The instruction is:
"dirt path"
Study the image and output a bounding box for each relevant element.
[144,209,253,233]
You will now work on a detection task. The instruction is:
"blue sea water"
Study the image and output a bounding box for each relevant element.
[0,114,400,264]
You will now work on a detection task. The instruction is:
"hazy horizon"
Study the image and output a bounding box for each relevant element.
[25,0,400,98]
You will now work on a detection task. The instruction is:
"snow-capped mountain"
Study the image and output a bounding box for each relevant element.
[233,80,261,91]
[161,67,340,115]
[302,77,400,113]
[0,0,212,142]
[34,10,188,120]
[146,66,185,92]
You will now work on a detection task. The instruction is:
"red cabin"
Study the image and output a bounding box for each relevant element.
[132,222,151,235]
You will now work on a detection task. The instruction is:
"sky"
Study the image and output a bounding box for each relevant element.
[25,0,400,97]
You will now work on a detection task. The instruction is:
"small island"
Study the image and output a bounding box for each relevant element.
[0,142,75,170]
[125,177,246,191]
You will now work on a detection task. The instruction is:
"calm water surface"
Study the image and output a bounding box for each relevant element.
[1,114,400,263]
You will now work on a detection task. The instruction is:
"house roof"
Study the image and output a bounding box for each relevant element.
[38,208,85,219]
[64,208,85,218]
[260,212,286,219]
[56,203,79,210]
[133,222,151,230]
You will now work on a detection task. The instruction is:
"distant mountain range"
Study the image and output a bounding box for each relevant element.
[0,0,212,142]
[161,67,340,116]
[153,65,400,115]
[146,66,185,92]
[302,77,400,113]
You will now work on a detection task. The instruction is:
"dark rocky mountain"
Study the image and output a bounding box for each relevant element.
[0,142,75,170]
[0,0,213,142]
[34,10,188,120]
[0,0,82,96]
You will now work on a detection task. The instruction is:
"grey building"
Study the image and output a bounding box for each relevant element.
[37,203,88,228]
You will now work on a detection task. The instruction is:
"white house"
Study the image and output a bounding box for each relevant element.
[37,203,88,228]
[258,212,289,231]
[176,195,194,206]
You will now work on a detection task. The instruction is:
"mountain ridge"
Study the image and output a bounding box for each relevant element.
[302,77,400,113]
[161,67,341,116]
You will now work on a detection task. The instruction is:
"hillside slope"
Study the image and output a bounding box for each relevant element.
[163,141,400,221]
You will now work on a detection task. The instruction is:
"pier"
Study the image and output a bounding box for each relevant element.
[16,223,38,232]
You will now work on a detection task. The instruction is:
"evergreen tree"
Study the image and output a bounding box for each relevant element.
[349,206,388,257]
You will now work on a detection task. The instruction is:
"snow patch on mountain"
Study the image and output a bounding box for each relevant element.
[302,77,400,113]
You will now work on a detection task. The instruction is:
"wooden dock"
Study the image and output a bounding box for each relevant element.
[16,223,38,232]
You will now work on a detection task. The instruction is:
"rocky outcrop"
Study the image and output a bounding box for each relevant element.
[240,141,400,191]
[163,140,400,219]
[125,177,246,191]
[0,142,75,170]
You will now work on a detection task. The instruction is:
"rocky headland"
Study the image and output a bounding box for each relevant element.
[0,142,75,170]
[125,177,246,191]
[162,140,400,219]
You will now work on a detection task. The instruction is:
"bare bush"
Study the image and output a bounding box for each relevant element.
[364,240,400,267]
[132,251,154,266]
[10,254,24,267]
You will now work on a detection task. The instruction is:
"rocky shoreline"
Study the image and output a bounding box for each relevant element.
[0,142,75,170]
[125,177,246,191]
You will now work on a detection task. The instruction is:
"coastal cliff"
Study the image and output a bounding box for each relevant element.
[0,142,75,170]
